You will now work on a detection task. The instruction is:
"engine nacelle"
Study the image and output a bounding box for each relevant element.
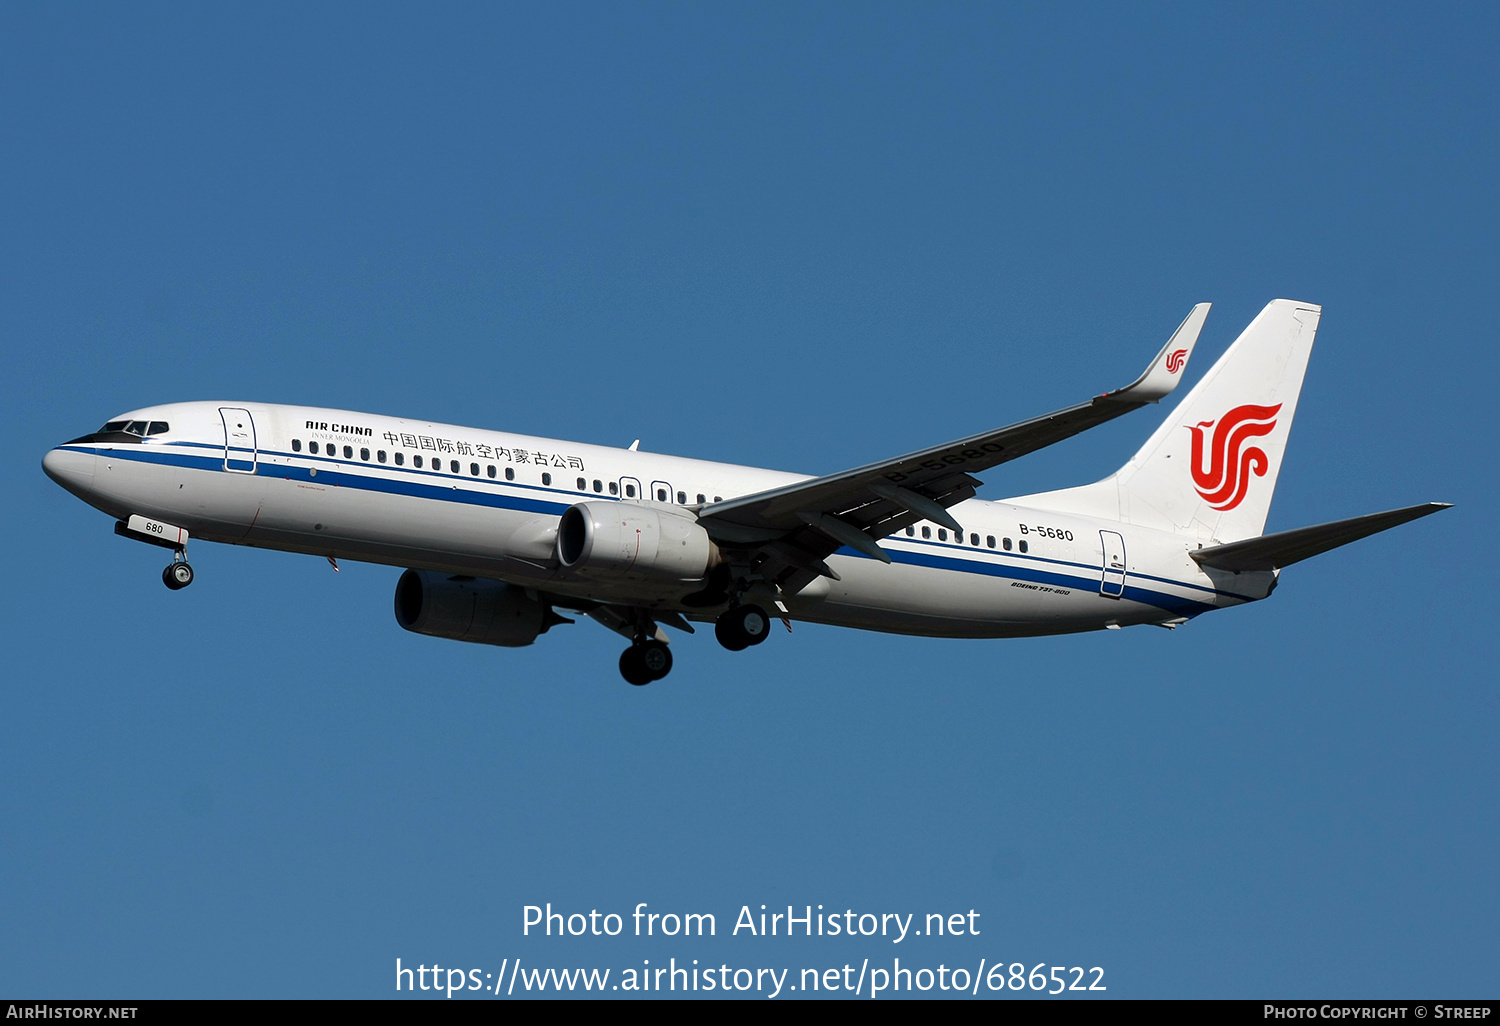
[556,501,719,581]
[393,569,566,647]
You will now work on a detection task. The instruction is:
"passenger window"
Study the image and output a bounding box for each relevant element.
[577,477,587,490]
[309,441,319,455]
[905,526,914,537]
[938,529,947,541]
[487,465,495,478]
[696,493,705,504]
[343,445,353,459]
[677,491,686,504]
[542,472,551,485]
[378,450,387,463]
[921,526,931,539]
[360,448,370,461]
[148,422,169,435]
[1019,540,1029,553]
[395,452,404,466]
[414,454,423,468]
[450,460,460,473]
[594,480,603,493]
[505,467,515,481]
[986,535,995,548]
[625,483,636,498]
[971,533,979,546]
[1003,537,1012,551]
[609,481,618,495]
[714,496,722,502]
[656,488,668,502]
[292,439,302,452]
[471,463,480,476]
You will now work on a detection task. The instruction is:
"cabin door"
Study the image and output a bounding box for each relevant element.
[1099,530,1127,598]
[220,408,258,474]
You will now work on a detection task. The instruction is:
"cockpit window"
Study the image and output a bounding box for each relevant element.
[74,419,160,446]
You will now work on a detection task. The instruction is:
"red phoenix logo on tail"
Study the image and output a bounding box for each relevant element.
[1165,348,1188,374]
[1187,404,1282,511]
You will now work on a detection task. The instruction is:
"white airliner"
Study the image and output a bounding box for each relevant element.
[43,299,1448,684]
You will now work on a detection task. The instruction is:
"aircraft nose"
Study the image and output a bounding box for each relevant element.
[42,445,96,496]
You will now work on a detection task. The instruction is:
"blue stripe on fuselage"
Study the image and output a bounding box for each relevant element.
[871,544,1217,616]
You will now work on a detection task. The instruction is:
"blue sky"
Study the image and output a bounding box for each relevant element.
[3,2,1495,998]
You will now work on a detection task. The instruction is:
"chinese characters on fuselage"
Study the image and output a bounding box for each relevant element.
[380,432,584,471]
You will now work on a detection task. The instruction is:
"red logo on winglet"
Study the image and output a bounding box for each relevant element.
[1165,349,1188,374]
[1188,404,1282,511]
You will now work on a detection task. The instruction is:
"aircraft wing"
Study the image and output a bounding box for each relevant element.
[696,303,1209,587]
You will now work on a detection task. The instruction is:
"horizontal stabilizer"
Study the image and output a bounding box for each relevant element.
[1190,502,1452,572]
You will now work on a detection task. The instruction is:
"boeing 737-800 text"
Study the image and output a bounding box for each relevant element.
[43,300,1449,684]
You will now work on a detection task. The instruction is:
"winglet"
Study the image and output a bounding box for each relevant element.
[1103,302,1210,404]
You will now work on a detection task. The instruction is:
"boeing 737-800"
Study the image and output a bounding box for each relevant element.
[42,299,1448,684]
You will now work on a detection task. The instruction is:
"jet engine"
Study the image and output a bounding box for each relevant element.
[556,501,719,581]
[393,569,569,647]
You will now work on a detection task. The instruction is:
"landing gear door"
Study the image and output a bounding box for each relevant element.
[220,408,258,474]
[1099,530,1127,598]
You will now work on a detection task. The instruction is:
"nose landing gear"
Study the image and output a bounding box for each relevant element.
[620,638,673,686]
[113,517,196,591]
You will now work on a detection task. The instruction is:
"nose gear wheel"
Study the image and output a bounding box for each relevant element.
[163,560,194,590]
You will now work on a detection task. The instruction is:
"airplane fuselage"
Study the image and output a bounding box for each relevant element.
[43,401,1267,639]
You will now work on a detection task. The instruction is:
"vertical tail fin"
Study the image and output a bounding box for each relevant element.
[1009,299,1322,543]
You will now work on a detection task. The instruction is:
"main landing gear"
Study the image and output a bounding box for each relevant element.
[619,638,673,686]
[612,600,774,685]
[162,550,194,591]
[715,603,771,651]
